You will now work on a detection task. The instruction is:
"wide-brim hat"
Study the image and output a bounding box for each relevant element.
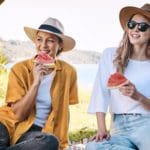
[0,0,4,5]
[119,3,150,30]
[24,17,76,52]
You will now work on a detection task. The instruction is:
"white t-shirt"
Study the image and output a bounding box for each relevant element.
[34,72,55,127]
[88,47,150,114]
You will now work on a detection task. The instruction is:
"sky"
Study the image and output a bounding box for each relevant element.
[0,0,148,52]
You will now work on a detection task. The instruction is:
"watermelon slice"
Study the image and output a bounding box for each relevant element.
[34,51,55,68]
[107,72,128,89]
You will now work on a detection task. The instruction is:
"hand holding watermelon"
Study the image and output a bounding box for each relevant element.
[107,72,128,89]
[33,51,55,69]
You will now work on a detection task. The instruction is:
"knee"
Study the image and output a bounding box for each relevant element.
[85,141,97,150]
[35,133,59,149]
[85,140,111,150]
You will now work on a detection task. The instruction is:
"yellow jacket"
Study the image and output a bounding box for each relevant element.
[3,58,78,149]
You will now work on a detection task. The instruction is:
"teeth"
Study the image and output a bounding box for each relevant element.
[41,50,49,54]
[131,34,140,38]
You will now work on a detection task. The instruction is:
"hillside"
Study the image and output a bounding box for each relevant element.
[0,39,100,64]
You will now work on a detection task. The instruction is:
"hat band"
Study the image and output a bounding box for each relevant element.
[39,24,63,34]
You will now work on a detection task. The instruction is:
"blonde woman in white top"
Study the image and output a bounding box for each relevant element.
[86,3,150,150]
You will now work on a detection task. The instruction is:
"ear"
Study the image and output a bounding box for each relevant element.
[59,42,63,49]
[58,47,63,52]
[57,46,63,56]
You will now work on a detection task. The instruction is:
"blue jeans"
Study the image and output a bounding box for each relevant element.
[0,122,10,150]
[0,123,59,150]
[85,114,150,150]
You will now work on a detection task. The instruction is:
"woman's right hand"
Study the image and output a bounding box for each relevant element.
[33,63,48,85]
[90,129,110,142]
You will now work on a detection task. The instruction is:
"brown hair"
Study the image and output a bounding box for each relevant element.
[56,37,63,56]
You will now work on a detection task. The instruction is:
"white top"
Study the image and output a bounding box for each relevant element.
[88,47,150,114]
[34,72,55,127]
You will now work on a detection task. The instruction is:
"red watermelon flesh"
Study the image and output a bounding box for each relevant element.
[107,72,128,89]
[34,52,55,68]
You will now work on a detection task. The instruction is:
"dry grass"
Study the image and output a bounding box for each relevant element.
[69,87,111,132]
[0,68,8,106]
[69,88,97,132]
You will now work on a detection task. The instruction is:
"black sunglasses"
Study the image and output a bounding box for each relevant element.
[127,20,150,32]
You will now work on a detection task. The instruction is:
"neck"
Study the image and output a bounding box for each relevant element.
[131,44,148,61]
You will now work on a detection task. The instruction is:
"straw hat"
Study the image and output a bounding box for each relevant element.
[0,0,4,5]
[119,3,150,30]
[24,17,76,51]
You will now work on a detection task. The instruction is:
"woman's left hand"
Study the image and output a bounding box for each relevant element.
[119,81,142,101]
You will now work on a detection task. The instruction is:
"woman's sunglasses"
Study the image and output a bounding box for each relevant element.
[127,20,150,32]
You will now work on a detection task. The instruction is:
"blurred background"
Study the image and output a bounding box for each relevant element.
[0,0,148,143]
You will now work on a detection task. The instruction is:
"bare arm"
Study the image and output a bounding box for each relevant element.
[11,64,50,121]
[91,112,110,142]
[119,81,150,111]
[134,94,150,111]
[11,83,39,121]
[97,112,106,133]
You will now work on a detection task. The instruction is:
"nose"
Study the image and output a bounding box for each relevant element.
[40,41,49,51]
[133,24,139,32]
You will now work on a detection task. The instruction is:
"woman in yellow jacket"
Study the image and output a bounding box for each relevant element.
[0,17,78,150]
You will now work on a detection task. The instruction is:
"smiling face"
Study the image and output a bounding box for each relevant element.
[127,14,150,47]
[35,31,63,58]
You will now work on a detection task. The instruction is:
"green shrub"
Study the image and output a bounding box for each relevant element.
[0,50,8,66]
[69,127,97,143]
[0,49,8,105]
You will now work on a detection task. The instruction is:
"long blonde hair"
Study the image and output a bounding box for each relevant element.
[113,31,150,74]
[113,32,132,73]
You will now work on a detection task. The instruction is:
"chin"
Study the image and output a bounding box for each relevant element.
[130,39,141,45]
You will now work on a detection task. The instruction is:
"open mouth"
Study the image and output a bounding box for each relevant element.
[41,50,50,54]
[130,33,140,39]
